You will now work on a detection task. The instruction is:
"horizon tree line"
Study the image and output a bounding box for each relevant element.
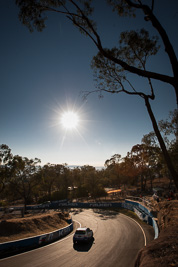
[0,110,177,208]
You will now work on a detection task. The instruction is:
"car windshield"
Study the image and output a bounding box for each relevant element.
[75,230,86,235]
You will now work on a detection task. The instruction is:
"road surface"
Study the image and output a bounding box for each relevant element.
[0,209,154,267]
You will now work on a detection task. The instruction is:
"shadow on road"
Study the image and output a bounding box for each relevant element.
[93,209,118,220]
[70,208,84,215]
[73,238,95,252]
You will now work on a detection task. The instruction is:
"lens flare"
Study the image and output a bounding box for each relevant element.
[61,111,79,129]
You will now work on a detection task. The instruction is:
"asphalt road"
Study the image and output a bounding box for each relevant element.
[0,209,154,267]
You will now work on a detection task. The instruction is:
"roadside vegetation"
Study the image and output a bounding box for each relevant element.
[0,110,177,210]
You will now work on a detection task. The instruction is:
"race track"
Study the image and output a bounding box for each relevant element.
[0,209,154,267]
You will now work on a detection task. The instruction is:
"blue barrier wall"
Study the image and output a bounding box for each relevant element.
[124,200,159,239]
[26,202,123,210]
[0,223,73,258]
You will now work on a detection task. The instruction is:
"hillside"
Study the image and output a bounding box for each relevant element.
[135,200,178,267]
[0,211,69,243]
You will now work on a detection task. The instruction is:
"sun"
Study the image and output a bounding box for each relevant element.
[61,111,79,130]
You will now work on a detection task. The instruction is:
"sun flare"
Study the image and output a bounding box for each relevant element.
[61,111,79,130]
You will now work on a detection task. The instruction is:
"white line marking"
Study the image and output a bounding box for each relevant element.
[120,213,147,246]
[73,219,81,228]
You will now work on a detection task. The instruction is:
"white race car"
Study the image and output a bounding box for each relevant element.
[73,227,93,244]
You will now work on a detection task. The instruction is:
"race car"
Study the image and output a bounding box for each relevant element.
[73,227,93,244]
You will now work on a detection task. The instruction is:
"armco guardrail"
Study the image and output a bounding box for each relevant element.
[0,222,73,258]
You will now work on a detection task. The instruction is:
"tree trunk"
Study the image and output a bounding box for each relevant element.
[145,97,178,190]
[140,175,144,191]
[176,107,178,143]
[149,170,153,191]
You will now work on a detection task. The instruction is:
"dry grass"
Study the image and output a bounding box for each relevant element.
[0,211,69,243]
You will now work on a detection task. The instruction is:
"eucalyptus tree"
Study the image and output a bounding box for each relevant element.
[105,154,122,167]
[119,154,140,187]
[8,155,41,209]
[53,164,70,199]
[130,143,161,190]
[59,164,71,199]
[70,167,84,199]
[158,109,178,149]
[0,144,12,194]
[40,163,56,199]
[142,109,178,184]
[79,165,106,198]
[105,154,122,187]
[80,165,95,197]
[15,0,178,189]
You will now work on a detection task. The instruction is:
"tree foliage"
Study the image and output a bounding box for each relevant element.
[0,145,13,194]
[8,156,41,208]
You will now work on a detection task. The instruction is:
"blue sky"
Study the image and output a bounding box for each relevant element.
[0,0,177,167]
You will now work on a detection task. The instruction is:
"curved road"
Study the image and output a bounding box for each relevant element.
[0,209,154,267]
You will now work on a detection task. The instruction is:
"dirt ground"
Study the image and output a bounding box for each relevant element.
[0,211,69,243]
[135,200,178,267]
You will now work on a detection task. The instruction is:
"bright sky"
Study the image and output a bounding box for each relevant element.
[0,0,177,167]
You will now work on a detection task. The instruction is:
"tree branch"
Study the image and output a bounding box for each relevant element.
[125,0,178,78]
